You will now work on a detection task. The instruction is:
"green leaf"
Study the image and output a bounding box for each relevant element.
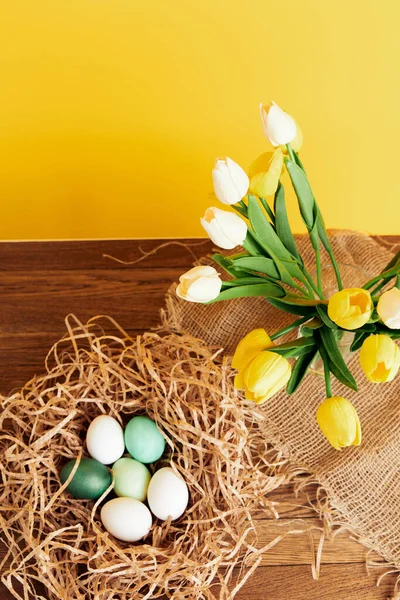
[300,317,323,337]
[316,304,338,329]
[319,328,358,391]
[277,345,318,359]
[233,204,248,218]
[269,337,316,354]
[287,347,318,394]
[378,250,400,274]
[285,160,317,237]
[363,259,400,290]
[247,194,307,286]
[350,331,370,352]
[211,254,249,279]
[211,282,285,302]
[358,323,376,333]
[232,256,280,279]
[212,253,236,276]
[268,295,323,316]
[293,151,306,173]
[242,230,264,256]
[221,277,272,287]
[368,310,380,323]
[260,197,276,224]
[374,323,400,337]
[273,183,302,261]
[317,342,356,391]
[229,251,249,261]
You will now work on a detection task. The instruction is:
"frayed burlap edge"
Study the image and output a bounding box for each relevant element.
[162,230,400,599]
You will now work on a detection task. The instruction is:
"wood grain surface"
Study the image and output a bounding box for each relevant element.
[0,236,398,600]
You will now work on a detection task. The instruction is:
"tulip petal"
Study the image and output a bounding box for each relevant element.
[234,369,245,390]
[176,266,222,303]
[360,334,400,382]
[244,351,291,398]
[212,166,242,206]
[200,216,237,250]
[226,157,250,198]
[186,276,222,303]
[231,329,273,371]
[266,103,297,147]
[377,287,400,329]
[178,265,218,282]
[290,121,303,152]
[212,208,248,247]
[248,152,274,179]
[328,288,372,330]
[317,396,361,450]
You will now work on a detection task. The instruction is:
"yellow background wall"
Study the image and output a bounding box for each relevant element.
[1,0,399,240]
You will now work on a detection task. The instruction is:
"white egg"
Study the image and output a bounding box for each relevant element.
[100,497,152,542]
[86,415,125,465]
[147,467,189,521]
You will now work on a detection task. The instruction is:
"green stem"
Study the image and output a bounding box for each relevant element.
[370,280,387,296]
[315,244,323,296]
[232,204,248,218]
[330,254,343,291]
[260,197,275,224]
[286,143,296,162]
[270,315,310,341]
[323,359,332,398]
[318,342,333,397]
[302,276,317,298]
[302,269,324,299]
[366,272,399,292]
[290,280,312,297]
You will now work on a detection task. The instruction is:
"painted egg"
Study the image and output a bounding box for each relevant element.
[124,415,166,464]
[100,497,152,542]
[60,457,111,500]
[112,457,151,502]
[86,415,125,465]
[147,467,189,521]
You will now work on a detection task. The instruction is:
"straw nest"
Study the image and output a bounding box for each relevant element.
[0,315,282,600]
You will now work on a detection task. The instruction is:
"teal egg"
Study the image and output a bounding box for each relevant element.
[124,416,166,464]
[60,457,112,500]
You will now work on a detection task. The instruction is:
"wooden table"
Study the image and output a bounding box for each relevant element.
[0,236,398,600]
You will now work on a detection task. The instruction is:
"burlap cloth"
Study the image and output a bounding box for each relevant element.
[165,230,400,572]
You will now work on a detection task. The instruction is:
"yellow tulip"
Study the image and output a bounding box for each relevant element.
[316,396,361,450]
[232,328,273,372]
[234,350,291,405]
[359,334,400,383]
[327,287,373,330]
[249,148,283,198]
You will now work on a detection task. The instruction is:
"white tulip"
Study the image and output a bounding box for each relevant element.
[377,287,400,329]
[176,266,222,303]
[200,207,247,250]
[259,101,297,147]
[212,157,249,205]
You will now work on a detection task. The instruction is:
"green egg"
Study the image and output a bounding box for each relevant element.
[60,457,112,500]
[112,457,151,501]
[124,416,166,464]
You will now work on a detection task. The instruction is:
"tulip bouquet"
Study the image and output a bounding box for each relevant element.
[176,102,400,450]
